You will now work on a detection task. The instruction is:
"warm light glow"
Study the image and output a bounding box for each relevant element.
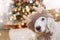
[30,0,33,3]
[18,24,22,28]
[55,13,58,17]
[10,14,16,21]
[10,0,14,4]
[0,19,3,23]
[18,8,21,11]
[21,18,23,20]
[15,8,17,12]
[36,1,39,5]
[0,33,2,36]
[32,34,35,37]
[55,13,58,20]
[10,16,13,21]
[21,22,24,25]
[26,6,30,12]
[22,9,25,12]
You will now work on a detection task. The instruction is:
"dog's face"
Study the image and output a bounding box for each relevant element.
[34,17,47,32]
[26,12,54,34]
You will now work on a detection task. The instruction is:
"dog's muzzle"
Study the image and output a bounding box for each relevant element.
[36,26,41,32]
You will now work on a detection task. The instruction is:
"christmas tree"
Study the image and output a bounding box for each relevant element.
[10,0,45,28]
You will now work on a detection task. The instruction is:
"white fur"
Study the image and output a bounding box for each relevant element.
[47,17,55,33]
[9,28,36,40]
[34,17,47,32]
[51,22,60,40]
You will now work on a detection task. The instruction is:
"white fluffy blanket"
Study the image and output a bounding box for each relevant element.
[9,28,36,40]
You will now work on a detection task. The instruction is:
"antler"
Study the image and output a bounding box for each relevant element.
[23,11,38,23]
[33,3,45,13]
[23,15,31,23]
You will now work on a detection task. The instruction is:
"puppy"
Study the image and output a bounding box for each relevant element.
[24,10,55,40]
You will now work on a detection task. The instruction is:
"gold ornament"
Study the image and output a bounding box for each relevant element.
[17,2,22,6]
[15,8,17,12]
[18,7,21,11]
[26,6,30,12]
[22,9,25,13]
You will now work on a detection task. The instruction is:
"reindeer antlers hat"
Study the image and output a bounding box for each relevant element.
[23,4,53,23]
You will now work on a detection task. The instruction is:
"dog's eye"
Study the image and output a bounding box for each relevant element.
[41,18,45,21]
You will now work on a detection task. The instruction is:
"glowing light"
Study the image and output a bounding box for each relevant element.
[55,13,58,20]
[0,19,3,23]
[21,22,24,25]
[25,13,27,15]
[18,23,22,28]
[22,9,25,12]
[18,8,21,11]
[10,16,13,21]
[36,1,39,5]
[13,15,16,20]
[10,0,14,4]
[21,18,23,20]
[32,34,35,37]
[15,8,17,12]
[0,33,2,36]
[10,14,16,21]
[55,13,58,17]
[19,25,21,28]
[26,6,30,12]
[30,0,33,3]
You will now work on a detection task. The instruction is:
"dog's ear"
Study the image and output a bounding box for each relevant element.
[47,17,55,34]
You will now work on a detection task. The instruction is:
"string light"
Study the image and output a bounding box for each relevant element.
[9,0,40,28]
[22,9,25,13]
[36,1,39,5]
[15,8,17,12]
[26,6,30,12]
[18,7,21,11]
[21,22,24,25]
[30,0,33,3]
[10,16,13,21]
[0,33,2,36]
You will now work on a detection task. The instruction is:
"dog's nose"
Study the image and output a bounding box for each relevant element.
[36,26,41,31]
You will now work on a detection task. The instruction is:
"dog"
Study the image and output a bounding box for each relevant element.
[23,5,55,40]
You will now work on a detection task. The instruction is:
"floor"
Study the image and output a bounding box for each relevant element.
[0,30,10,40]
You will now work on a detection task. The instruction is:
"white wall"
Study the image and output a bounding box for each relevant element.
[0,0,12,29]
[43,0,60,9]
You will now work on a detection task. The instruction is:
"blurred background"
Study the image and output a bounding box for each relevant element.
[0,0,60,40]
